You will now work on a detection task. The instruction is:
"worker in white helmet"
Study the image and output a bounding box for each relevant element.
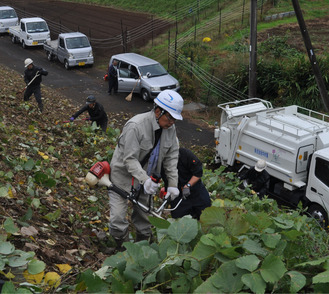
[239,159,270,198]
[23,58,48,112]
[109,89,183,250]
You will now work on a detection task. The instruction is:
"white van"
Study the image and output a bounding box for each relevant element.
[0,6,18,33]
[109,53,180,101]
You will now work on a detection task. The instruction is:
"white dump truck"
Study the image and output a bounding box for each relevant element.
[9,17,50,48]
[214,98,329,226]
[43,32,94,69]
[0,6,18,33]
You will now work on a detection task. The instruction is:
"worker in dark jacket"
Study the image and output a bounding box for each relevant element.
[169,148,211,220]
[239,159,270,198]
[23,58,48,112]
[70,95,108,132]
[108,59,118,95]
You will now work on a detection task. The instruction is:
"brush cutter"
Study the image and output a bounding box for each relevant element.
[85,161,183,219]
[16,71,40,95]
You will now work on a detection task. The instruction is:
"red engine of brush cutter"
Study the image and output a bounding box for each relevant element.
[89,161,111,179]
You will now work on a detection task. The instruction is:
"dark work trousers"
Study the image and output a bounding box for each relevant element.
[94,118,108,133]
[108,77,118,94]
[171,183,211,220]
[24,85,43,112]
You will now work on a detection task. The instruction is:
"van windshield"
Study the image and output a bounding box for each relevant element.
[26,21,49,33]
[139,63,167,78]
[0,9,17,19]
[66,36,90,49]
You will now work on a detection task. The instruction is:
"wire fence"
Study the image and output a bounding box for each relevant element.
[2,0,270,106]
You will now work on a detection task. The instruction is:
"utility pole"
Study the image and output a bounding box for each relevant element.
[292,0,329,111]
[249,0,257,98]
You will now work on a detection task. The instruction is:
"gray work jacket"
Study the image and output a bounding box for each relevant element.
[110,110,179,192]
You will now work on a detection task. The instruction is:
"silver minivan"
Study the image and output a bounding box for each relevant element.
[0,6,18,33]
[109,53,180,101]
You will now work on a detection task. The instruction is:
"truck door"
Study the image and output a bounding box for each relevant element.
[117,61,139,92]
[57,38,66,63]
[296,145,314,173]
[307,155,329,213]
[20,22,26,42]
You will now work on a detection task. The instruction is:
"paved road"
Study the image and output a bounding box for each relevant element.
[0,35,215,147]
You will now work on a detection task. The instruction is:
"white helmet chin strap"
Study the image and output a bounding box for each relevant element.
[155,107,166,124]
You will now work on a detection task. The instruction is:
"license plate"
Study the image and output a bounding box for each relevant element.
[78,62,85,66]
[32,41,38,45]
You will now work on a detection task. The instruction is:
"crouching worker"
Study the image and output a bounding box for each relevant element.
[69,95,108,132]
[239,159,270,198]
[108,90,184,250]
[165,148,211,220]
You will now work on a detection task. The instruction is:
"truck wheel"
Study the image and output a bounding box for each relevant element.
[141,89,151,102]
[64,60,70,70]
[11,35,16,44]
[307,204,328,228]
[22,41,26,49]
[47,52,53,61]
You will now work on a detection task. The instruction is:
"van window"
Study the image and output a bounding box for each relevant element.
[21,22,25,32]
[315,157,329,187]
[139,63,167,77]
[0,9,17,19]
[118,62,138,79]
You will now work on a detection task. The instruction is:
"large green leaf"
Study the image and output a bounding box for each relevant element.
[139,246,160,271]
[191,240,217,272]
[171,273,190,293]
[225,208,250,236]
[28,259,46,274]
[260,254,287,283]
[0,241,15,255]
[193,273,221,293]
[244,212,273,231]
[123,262,144,285]
[23,158,35,171]
[80,268,110,293]
[296,256,329,268]
[4,218,19,234]
[8,255,29,267]
[286,271,306,292]
[241,272,266,294]
[110,268,134,293]
[313,270,329,284]
[158,239,177,260]
[235,255,260,272]
[200,206,226,231]
[242,238,267,257]
[168,217,198,244]
[103,252,127,273]
[148,216,170,229]
[211,260,248,292]
[272,216,294,229]
[281,230,304,240]
[261,233,281,249]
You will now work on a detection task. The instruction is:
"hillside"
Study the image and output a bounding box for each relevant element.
[0,64,124,277]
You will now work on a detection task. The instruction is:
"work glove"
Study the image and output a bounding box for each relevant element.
[143,178,159,195]
[69,117,75,122]
[167,187,180,201]
[182,186,190,199]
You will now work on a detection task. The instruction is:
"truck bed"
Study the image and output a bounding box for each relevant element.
[44,39,59,51]
[8,25,20,35]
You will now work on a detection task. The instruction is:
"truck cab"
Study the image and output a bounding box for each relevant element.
[10,17,50,48]
[306,148,329,226]
[0,6,18,33]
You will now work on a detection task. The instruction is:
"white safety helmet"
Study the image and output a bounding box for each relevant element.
[154,90,184,120]
[255,159,267,172]
[24,58,33,68]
